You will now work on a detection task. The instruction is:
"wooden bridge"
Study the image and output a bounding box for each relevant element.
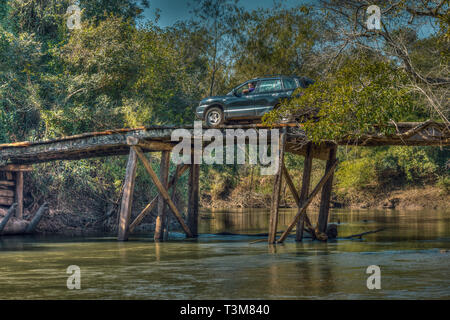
[0,120,448,243]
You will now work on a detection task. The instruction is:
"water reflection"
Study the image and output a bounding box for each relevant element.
[0,208,449,299]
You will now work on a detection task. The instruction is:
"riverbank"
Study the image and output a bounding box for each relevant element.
[1,185,447,235]
[200,185,449,211]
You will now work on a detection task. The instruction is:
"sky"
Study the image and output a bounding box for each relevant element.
[141,0,437,38]
[142,0,303,27]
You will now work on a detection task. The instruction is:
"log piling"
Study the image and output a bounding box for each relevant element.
[25,202,48,233]
[0,203,18,233]
[268,129,286,244]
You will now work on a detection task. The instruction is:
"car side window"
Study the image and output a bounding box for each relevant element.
[235,81,258,96]
[235,83,249,96]
[283,78,297,90]
[256,79,283,93]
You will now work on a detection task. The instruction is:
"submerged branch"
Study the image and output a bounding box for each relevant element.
[343,228,385,239]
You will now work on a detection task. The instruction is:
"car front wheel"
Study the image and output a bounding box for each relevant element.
[205,107,224,127]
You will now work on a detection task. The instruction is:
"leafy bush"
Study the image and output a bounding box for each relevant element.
[388,147,438,183]
[335,157,377,194]
[437,176,450,194]
[263,54,414,143]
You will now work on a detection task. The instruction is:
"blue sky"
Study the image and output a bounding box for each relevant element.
[141,0,437,38]
[143,0,304,27]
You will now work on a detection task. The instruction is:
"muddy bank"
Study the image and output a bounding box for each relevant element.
[1,186,447,235]
[0,204,184,236]
[201,186,449,211]
[346,186,449,210]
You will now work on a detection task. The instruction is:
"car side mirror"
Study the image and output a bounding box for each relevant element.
[233,91,240,97]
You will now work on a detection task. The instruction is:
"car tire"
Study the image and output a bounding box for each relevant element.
[205,107,224,127]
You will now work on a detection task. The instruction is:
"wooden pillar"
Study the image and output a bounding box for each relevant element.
[268,129,286,244]
[164,165,181,241]
[154,151,171,241]
[14,172,24,219]
[133,146,193,237]
[296,143,313,242]
[187,162,200,237]
[117,148,138,241]
[277,159,338,244]
[128,164,189,233]
[317,145,337,234]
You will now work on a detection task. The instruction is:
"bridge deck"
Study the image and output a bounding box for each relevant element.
[0,121,448,167]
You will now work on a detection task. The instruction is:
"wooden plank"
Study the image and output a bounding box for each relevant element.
[128,164,189,233]
[317,146,337,234]
[0,189,14,197]
[277,159,338,244]
[133,146,193,238]
[0,196,14,206]
[126,136,174,151]
[14,172,23,219]
[154,151,171,241]
[117,148,138,241]
[187,163,200,237]
[297,143,313,241]
[0,181,15,187]
[0,165,32,172]
[0,121,448,167]
[268,129,286,244]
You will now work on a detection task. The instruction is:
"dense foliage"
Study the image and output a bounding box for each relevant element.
[0,0,448,221]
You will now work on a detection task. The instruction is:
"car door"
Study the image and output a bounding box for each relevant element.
[281,77,297,98]
[225,81,257,119]
[252,79,284,117]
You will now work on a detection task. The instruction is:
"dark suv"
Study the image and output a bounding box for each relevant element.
[196,75,314,127]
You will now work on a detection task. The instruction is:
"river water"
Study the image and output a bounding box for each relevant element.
[0,208,449,299]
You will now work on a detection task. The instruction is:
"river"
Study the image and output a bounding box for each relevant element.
[0,208,449,299]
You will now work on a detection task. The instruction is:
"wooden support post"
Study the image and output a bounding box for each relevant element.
[25,203,48,233]
[164,165,181,241]
[277,159,338,243]
[133,146,193,238]
[128,164,189,233]
[187,162,200,237]
[15,172,24,219]
[268,129,286,244]
[0,203,17,233]
[154,151,170,241]
[281,160,313,235]
[117,148,138,241]
[296,143,313,241]
[317,145,337,234]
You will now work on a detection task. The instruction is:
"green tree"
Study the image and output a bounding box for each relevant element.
[264,53,414,143]
[231,5,322,80]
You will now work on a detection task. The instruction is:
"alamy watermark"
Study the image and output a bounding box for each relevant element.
[66,265,81,289]
[171,121,280,175]
[366,265,381,289]
[67,2,82,30]
[366,5,381,30]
